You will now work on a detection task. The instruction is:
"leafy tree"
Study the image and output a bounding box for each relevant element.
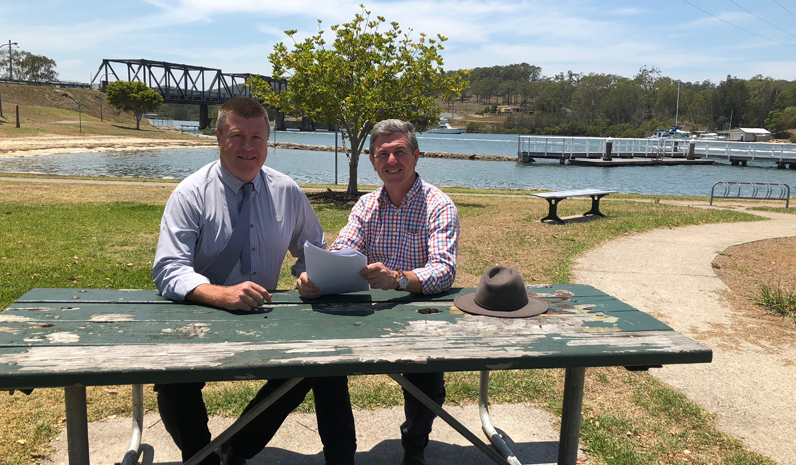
[249,7,467,194]
[0,49,58,81]
[105,81,164,130]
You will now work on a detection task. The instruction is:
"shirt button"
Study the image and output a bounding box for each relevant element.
[252,272,257,276]
[251,247,256,251]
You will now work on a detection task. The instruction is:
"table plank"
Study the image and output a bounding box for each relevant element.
[0,307,672,346]
[0,330,709,389]
[12,284,620,305]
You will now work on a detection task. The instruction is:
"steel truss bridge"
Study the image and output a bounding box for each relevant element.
[90,59,287,129]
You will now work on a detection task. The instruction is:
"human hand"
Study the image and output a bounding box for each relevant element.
[296,272,321,299]
[360,262,399,290]
[189,282,272,311]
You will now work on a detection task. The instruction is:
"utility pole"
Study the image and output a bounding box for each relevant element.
[0,40,19,118]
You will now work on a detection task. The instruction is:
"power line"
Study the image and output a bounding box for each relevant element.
[771,0,796,20]
[728,0,796,39]
[680,0,796,47]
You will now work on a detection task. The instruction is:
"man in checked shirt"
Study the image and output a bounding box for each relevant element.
[297,119,460,465]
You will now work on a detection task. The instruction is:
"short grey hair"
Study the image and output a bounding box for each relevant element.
[369,119,418,156]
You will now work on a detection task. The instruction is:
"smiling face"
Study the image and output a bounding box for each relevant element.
[370,132,420,203]
[216,112,269,182]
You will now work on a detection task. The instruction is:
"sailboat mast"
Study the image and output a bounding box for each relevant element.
[675,81,680,128]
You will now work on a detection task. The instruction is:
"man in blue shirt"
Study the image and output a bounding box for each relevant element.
[152,97,343,464]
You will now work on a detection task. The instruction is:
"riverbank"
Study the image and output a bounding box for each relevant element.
[0,135,516,162]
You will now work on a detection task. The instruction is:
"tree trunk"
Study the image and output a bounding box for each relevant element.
[346,146,360,195]
[135,114,141,130]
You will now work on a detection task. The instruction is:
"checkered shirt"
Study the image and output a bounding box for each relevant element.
[330,175,459,294]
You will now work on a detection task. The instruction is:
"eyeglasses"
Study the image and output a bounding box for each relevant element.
[373,150,413,160]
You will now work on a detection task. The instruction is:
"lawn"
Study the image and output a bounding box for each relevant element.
[0,177,775,465]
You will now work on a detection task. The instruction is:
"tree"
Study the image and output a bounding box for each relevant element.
[248,6,468,194]
[0,49,58,81]
[105,81,164,130]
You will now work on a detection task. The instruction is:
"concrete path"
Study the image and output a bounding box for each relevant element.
[574,203,796,465]
[46,404,563,465]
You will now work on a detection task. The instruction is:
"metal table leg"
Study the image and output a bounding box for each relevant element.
[64,385,90,465]
[121,384,144,465]
[479,371,522,465]
[558,367,586,465]
[183,377,305,465]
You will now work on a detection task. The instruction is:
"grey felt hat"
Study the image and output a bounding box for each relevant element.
[454,266,548,318]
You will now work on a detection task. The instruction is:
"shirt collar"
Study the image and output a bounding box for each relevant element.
[216,162,262,195]
[378,174,422,208]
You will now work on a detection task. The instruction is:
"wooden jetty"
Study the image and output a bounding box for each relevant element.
[518,136,796,168]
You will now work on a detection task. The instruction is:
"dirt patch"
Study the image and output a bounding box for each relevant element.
[710,236,796,351]
[305,190,364,204]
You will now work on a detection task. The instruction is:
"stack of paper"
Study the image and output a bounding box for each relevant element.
[304,241,370,295]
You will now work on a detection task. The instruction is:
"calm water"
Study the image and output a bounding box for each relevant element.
[1,129,795,196]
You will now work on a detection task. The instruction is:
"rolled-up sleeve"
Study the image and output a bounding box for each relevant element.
[329,200,368,253]
[152,192,210,300]
[413,202,459,294]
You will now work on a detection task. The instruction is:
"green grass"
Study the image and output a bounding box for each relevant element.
[756,284,796,320]
[0,182,777,465]
[747,206,796,214]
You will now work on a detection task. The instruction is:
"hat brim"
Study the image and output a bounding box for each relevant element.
[453,292,548,318]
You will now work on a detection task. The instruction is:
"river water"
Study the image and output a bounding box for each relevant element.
[1,129,794,196]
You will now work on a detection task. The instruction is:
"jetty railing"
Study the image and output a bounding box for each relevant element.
[518,136,796,165]
[709,182,791,207]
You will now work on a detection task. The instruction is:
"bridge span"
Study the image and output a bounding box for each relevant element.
[518,135,796,169]
[90,59,328,131]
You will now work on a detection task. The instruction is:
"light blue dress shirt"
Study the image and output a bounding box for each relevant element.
[153,161,326,301]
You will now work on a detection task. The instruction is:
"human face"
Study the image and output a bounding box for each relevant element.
[370,132,420,195]
[216,113,269,182]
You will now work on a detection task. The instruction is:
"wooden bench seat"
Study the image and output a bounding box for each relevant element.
[531,188,617,224]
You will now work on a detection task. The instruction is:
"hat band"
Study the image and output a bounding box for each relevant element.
[473,293,529,312]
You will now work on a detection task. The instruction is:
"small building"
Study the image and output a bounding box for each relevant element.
[729,128,771,142]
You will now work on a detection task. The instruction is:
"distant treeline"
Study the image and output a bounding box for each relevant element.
[454,64,796,139]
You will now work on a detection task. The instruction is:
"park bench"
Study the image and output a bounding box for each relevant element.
[709,181,790,207]
[531,188,617,224]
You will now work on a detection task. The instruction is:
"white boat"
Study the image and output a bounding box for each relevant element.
[427,118,464,134]
[696,132,727,141]
[648,126,691,140]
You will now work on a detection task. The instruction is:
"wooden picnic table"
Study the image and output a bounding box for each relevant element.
[0,286,711,465]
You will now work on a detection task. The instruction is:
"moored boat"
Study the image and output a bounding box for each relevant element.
[427,118,464,134]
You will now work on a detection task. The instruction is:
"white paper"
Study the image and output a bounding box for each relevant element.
[304,241,370,295]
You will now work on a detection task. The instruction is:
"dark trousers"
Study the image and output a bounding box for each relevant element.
[154,377,356,464]
[400,372,446,455]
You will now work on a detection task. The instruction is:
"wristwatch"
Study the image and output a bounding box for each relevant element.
[396,271,409,291]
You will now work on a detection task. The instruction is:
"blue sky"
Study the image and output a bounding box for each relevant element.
[2,0,795,84]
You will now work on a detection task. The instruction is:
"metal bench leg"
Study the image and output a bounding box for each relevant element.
[65,386,90,465]
[584,195,608,217]
[479,371,522,465]
[121,384,144,465]
[541,198,565,224]
[558,367,586,465]
[183,377,305,465]
[389,374,509,465]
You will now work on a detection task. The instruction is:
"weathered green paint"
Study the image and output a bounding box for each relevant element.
[0,287,710,390]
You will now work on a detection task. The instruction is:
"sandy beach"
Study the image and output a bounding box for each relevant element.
[0,135,217,157]
[0,135,516,161]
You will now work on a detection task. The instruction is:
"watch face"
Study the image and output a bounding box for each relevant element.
[399,275,409,290]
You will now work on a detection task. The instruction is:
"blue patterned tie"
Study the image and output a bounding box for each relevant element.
[204,182,253,284]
